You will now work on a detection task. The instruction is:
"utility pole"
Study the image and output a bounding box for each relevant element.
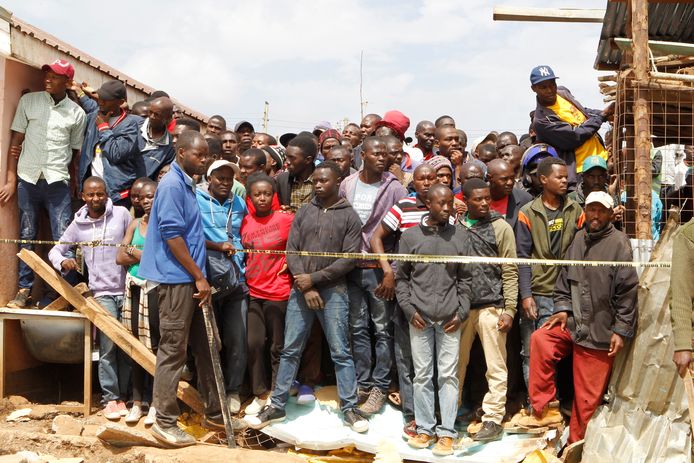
[263,101,269,133]
[360,50,367,120]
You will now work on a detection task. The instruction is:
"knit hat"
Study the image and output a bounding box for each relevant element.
[375,110,410,141]
[425,155,453,173]
[319,129,342,148]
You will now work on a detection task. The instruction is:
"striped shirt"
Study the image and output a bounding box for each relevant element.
[11,91,86,184]
[382,196,428,232]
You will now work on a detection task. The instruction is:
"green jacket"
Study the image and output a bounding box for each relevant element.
[517,196,584,298]
[670,219,694,351]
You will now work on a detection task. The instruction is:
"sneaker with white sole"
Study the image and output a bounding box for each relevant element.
[117,400,128,417]
[227,393,241,414]
[247,405,286,430]
[244,395,267,416]
[151,422,196,447]
[103,401,121,421]
[144,407,156,426]
[343,409,369,433]
[7,288,31,309]
[125,404,143,424]
[296,385,315,405]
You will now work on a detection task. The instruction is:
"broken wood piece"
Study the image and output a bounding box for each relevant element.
[42,283,91,311]
[17,249,204,414]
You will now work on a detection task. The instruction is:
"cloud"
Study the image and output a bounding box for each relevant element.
[6,0,610,138]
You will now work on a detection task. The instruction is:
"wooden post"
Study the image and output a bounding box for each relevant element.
[630,0,653,240]
[83,318,92,416]
[18,249,204,414]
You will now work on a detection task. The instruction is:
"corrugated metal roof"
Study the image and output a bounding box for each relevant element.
[9,14,209,124]
[595,1,694,70]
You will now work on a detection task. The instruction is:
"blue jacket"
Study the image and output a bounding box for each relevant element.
[195,185,247,279]
[138,117,175,179]
[139,162,207,284]
[78,96,144,203]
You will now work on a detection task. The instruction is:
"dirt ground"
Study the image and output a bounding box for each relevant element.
[0,397,304,463]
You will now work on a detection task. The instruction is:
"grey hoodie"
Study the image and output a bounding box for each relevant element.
[286,197,362,288]
[396,217,473,323]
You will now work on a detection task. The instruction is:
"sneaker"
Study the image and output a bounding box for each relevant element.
[358,388,386,416]
[247,405,286,430]
[343,409,369,433]
[144,407,156,426]
[407,433,436,449]
[125,404,143,424]
[117,400,128,417]
[201,414,225,432]
[466,421,483,435]
[402,420,417,440]
[227,393,241,414]
[473,421,503,442]
[517,404,564,428]
[289,380,300,397]
[244,396,267,416]
[296,385,316,405]
[103,401,121,421]
[357,388,370,405]
[432,436,455,456]
[7,288,31,309]
[151,422,196,448]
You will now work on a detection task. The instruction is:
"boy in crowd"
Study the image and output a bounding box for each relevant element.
[340,137,408,415]
[249,162,368,433]
[396,184,472,456]
[48,177,132,420]
[456,178,518,442]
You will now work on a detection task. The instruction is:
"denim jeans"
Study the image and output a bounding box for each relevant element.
[519,294,554,388]
[96,295,130,403]
[347,268,394,392]
[271,284,358,413]
[213,284,248,394]
[17,179,72,289]
[393,305,415,421]
[410,320,460,439]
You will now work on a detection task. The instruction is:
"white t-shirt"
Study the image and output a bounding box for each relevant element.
[352,179,381,224]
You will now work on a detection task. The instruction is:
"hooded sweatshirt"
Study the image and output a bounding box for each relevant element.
[286,197,362,288]
[339,170,407,253]
[48,199,131,297]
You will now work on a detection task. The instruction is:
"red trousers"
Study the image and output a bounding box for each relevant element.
[529,325,614,443]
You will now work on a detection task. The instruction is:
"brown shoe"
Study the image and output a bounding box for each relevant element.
[517,404,563,428]
[432,436,455,456]
[407,433,436,449]
[7,288,31,309]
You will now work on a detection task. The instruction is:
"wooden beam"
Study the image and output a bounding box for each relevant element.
[631,0,653,240]
[17,249,204,414]
[41,282,91,311]
[493,7,605,23]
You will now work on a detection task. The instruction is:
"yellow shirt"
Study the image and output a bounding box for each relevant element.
[547,95,607,172]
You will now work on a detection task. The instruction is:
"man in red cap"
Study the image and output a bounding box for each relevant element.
[374,110,421,172]
[2,59,87,309]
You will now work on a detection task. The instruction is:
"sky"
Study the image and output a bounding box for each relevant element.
[5,0,610,140]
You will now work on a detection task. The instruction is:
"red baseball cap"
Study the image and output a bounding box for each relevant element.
[375,110,410,141]
[41,59,75,80]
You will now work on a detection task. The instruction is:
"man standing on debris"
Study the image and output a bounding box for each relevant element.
[518,191,638,443]
[530,65,614,187]
[139,131,224,447]
[3,59,87,309]
[671,218,694,378]
[48,177,132,421]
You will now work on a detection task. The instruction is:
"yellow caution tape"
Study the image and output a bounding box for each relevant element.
[0,238,670,268]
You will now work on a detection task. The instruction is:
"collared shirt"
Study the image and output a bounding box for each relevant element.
[11,91,87,184]
[289,173,314,211]
[140,117,171,152]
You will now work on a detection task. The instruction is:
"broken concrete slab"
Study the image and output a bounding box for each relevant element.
[95,423,166,448]
[52,415,83,436]
[6,408,32,422]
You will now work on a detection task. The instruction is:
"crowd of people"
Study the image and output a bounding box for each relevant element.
[3,59,646,454]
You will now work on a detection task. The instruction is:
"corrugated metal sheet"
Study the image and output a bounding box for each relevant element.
[595,1,694,70]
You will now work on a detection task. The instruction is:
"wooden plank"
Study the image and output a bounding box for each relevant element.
[17,249,204,414]
[493,7,605,23]
[0,319,5,398]
[42,282,91,311]
[83,318,92,416]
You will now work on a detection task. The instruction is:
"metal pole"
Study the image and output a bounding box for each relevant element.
[201,303,236,448]
[263,101,269,133]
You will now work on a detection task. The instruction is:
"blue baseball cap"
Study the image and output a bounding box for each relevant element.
[581,155,608,173]
[521,143,559,170]
[530,65,558,85]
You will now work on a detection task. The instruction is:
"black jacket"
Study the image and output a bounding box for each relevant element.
[533,86,607,187]
[554,224,638,350]
[286,197,361,288]
[505,188,533,231]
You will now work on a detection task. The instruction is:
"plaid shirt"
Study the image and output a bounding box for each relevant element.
[289,174,314,211]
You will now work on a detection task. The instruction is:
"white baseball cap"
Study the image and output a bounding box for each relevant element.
[207,160,238,178]
[585,191,614,209]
